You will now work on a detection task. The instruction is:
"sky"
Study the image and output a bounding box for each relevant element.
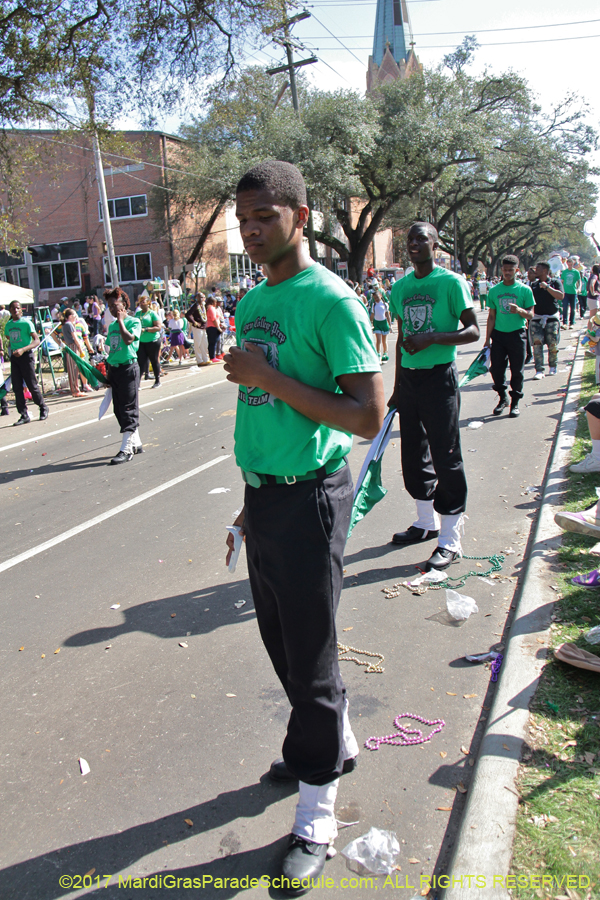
[249,0,600,231]
[146,0,600,231]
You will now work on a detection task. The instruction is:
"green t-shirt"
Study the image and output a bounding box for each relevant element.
[7,318,36,351]
[389,267,473,369]
[487,281,535,332]
[561,269,582,295]
[106,316,141,365]
[136,309,161,343]
[233,264,380,476]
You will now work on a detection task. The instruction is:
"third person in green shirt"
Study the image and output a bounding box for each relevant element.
[485,255,535,418]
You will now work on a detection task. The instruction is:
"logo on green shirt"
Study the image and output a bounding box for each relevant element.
[404,296,434,334]
[238,320,286,407]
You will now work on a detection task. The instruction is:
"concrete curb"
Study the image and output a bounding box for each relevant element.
[442,337,584,899]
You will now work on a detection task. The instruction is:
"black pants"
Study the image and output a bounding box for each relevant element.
[579,294,588,318]
[397,362,467,517]
[10,351,45,415]
[207,326,220,359]
[107,361,140,434]
[490,328,526,402]
[137,341,161,381]
[562,294,576,326]
[244,464,352,786]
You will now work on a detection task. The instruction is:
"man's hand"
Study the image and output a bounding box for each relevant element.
[12,347,23,357]
[508,303,521,315]
[225,508,246,567]
[224,344,272,389]
[402,332,435,355]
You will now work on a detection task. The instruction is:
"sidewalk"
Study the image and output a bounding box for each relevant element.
[443,331,584,899]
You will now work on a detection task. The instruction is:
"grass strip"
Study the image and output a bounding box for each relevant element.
[510,357,600,899]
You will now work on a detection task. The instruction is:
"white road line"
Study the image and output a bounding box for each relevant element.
[0,379,228,454]
[0,454,231,575]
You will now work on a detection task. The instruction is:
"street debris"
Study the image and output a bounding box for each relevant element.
[179,642,188,649]
[79,758,90,776]
[342,827,400,875]
[234,600,246,609]
[226,693,236,697]
[209,488,230,494]
[338,642,384,673]
[446,590,478,621]
[467,421,483,429]
[110,604,120,610]
[465,651,501,663]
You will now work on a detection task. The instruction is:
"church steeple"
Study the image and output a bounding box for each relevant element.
[367,0,421,93]
[372,0,412,67]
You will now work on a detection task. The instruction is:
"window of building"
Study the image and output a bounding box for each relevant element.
[229,253,259,283]
[38,260,83,290]
[98,195,148,221]
[103,253,152,284]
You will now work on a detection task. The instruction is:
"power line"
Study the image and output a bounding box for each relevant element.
[310,11,367,67]
[298,17,600,37]
[310,32,600,50]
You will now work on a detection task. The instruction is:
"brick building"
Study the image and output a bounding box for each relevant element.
[0,130,234,307]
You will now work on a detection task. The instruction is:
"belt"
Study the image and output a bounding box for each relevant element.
[241,457,346,488]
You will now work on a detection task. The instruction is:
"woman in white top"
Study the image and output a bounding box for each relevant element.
[167,309,188,364]
[370,290,393,362]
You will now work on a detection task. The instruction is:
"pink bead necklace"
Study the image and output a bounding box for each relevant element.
[365,713,446,750]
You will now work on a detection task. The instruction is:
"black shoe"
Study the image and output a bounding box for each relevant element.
[110,449,133,465]
[281,835,328,895]
[391,525,439,546]
[13,413,31,426]
[1,408,8,417]
[39,406,49,421]
[524,355,532,364]
[509,404,520,418]
[269,756,357,784]
[151,380,161,388]
[493,397,509,416]
[425,546,461,572]
[144,374,151,381]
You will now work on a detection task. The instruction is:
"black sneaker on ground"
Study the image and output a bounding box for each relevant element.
[509,404,520,418]
[151,380,161,388]
[1,408,9,416]
[425,546,461,571]
[39,406,49,421]
[13,413,31,426]
[281,835,328,895]
[493,397,509,416]
[269,756,357,783]
[391,525,439,546]
[110,449,133,465]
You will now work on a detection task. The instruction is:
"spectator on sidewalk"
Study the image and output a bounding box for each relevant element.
[7,301,48,425]
[587,265,600,318]
[529,262,564,380]
[185,293,211,366]
[389,222,479,570]
[560,258,581,329]
[569,394,600,475]
[485,255,535,418]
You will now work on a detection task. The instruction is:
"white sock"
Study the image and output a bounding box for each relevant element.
[293,780,339,844]
[342,698,359,760]
[591,440,600,461]
[132,428,142,447]
[412,499,440,532]
[120,432,131,452]
[438,513,466,552]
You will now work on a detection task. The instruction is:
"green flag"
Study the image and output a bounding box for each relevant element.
[458,347,491,388]
[349,455,387,536]
[63,346,109,389]
[0,375,11,401]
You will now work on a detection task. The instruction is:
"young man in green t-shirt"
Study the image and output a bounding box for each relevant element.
[224,161,384,891]
[388,223,479,571]
[7,300,49,425]
[485,255,535,418]
[560,257,582,328]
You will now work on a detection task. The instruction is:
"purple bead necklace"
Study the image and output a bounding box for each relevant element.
[365,713,446,751]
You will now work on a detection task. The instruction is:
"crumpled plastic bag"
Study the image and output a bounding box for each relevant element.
[406,570,448,587]
[341,826,400,875]
[584,625,600,645]
[446,589,478,621]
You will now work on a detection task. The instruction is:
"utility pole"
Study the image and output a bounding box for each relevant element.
[87,98,119,288]
[266,9,319,262]
[453,211,458,274]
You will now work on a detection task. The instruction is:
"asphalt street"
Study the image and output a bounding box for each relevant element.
[0,309,577,899]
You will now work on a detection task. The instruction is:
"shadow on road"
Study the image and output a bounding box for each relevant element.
[63,580,255,648]
[0,782,296,900]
